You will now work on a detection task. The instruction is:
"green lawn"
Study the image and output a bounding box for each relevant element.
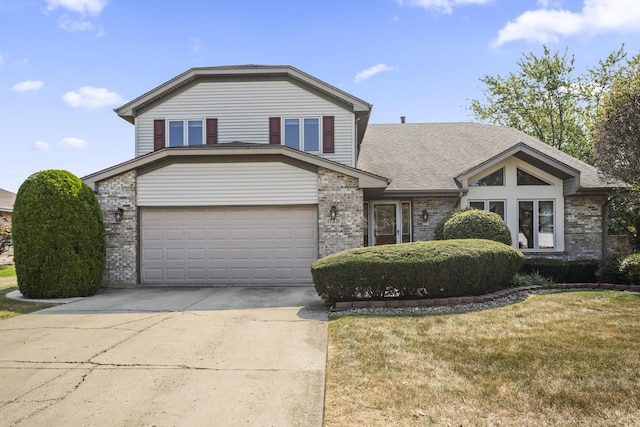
[325,291,640,426]
[0,266,55,320]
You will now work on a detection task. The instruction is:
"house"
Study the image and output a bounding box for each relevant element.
[82,65,619,287]
[0,188,16,265]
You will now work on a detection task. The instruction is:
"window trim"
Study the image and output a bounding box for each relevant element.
[468,199,506,221]
[167,119,205,147]
[518,199,555,251]
[281,117,322,153]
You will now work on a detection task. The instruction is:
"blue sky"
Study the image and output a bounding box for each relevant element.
[1,0,639,193]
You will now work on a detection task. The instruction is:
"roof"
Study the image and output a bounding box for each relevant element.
[82,143,389,191]
[0,188,16,212]
[357,122,617,196]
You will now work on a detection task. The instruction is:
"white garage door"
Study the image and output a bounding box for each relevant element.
[141,206,318,285]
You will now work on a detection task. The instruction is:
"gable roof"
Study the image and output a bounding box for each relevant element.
[357,122,617,196]
[82,143,389,191]
[0,188,16,213]
[115,65,373,144]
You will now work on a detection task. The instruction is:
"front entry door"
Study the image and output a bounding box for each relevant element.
[373,203,401,245]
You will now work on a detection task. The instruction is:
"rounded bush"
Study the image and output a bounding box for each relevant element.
[12,170,106,298]
[311,239,524,303]
[620,253,640,285]
[434,207,472,240]
[443,209,512,245]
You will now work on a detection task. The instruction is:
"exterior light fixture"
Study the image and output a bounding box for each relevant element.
[115,208,124,222]
[422,209,429,222]
[330,205,338,221]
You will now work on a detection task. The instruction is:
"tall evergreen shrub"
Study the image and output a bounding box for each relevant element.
[12,170,106,298]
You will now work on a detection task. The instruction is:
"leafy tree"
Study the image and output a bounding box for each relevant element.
[593,57,640,250]
[12,170,106,298]
[470,45,628,163]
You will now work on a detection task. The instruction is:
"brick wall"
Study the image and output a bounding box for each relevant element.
[318,167,363,257]
[0,211,12,265]
[563,195,607,260]
[411,197,460,241]
[96,171,138,286]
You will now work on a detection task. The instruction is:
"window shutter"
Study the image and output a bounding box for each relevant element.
[206,118,218,144]
[269,117,281,145]
[322,116,335,153]
[153,119,165,151]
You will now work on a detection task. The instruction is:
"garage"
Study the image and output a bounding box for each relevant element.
[140,206,318,285]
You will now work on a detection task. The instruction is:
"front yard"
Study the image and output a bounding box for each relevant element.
[325,291,640,426]
[0,266,54,319]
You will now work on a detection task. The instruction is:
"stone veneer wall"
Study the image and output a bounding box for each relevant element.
[318,167,363,257]
[0,211,13,265]
[95,171,138,286]
[411,197,460,241]
[562,195,607,260]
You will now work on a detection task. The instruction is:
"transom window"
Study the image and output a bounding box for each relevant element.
[283,118,320,152]
[471,168,504,186]
[469,200,505,220]
[168,120,203,147]
[517,168,550,185]
[519,200,554,250]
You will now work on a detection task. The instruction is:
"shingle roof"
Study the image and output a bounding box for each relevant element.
[357,122,614,194]
[0,188,16,212]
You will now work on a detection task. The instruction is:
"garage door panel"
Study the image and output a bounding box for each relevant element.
[141,206,317,284]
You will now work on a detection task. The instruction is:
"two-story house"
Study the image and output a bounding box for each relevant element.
[83,65,619,287]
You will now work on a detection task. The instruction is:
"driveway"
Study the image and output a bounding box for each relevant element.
[0,286,328,427]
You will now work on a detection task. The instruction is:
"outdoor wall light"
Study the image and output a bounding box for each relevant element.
[330,205,338,221]
[115,208,124,222]
[422,209,429,222]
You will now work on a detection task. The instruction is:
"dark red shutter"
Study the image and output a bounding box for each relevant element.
[269,117,281,145]
[153,119,165,151]
[322,116,335,153]
[206,118,218,144]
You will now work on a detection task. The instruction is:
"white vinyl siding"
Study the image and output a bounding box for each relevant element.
[135,80,355,166]
[137,162,318,206]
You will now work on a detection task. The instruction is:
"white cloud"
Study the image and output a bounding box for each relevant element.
[33,141,51,152]
[62,86,123,109]
[11,80,44,93]
[58,137,88,149]
[494,0,640,46]
[354,64,396,83]
[46,0,107,16]
[59,15,94,32]
[397,0,492,14]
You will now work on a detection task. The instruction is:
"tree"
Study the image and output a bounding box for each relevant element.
[470,45,628,163]
[593,57,640,250]
[12,170,106,298]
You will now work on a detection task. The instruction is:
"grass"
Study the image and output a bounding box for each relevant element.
[324,291,640,426]
[0,265,55,320]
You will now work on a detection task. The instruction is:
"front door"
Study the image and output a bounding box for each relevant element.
[373,202,401,245]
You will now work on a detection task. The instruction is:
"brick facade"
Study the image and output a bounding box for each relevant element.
[318,167,364,257]
[96,171,138,286]
[411,197,460,241]
[563,195,607,260]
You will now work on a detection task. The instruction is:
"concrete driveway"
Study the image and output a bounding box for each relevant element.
[0,286,328,427]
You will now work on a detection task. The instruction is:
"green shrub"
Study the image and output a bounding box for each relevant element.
[311,239,524,303]
[434,207,473,240]
[620,253,640,285]
[511,271,554,287]
[521,258,599,283]
[443,209,512,245]
[596,254,628,284]
[12,170,106,298]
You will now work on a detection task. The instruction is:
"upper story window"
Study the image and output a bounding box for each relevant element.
[168,120,203,147]
[283,118,320,153]
[471,168,504,186]
[517,168,550,185]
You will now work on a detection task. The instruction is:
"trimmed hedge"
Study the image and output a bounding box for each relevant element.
[311,239,524,303]
[434,207,473,240]
[596,255,629,284]
[520,258,599,283]
[12,170,106,298]
[620,253,640,285]
[443,209,512,245]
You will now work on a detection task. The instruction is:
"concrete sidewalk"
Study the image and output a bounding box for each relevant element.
[0,286,328,426]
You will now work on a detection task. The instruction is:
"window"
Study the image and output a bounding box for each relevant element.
[283,118,321,152]
[168,120,203,147]
[471,168,504,186]
[364,202,369,246]
[517,168,550,185]
[401,202,411,243]
[518,200,554,250]
[469,200,505,220]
